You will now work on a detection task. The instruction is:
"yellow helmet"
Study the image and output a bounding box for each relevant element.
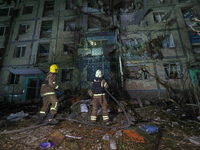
[50,64,59,73]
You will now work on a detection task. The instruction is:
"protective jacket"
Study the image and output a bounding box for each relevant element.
[91,77,109,122]
[40,72,59,97]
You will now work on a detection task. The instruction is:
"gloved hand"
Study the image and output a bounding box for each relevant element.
[88,89,93,97]
[57,86,62,92]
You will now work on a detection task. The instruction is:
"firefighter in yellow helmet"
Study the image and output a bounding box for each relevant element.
[89,70,109,123]
[37,64,62,125]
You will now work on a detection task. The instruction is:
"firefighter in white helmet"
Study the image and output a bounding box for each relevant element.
[37,64,62,125]
[89,70,109,123]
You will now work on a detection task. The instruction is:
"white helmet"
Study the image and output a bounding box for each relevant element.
[95,70,102,78]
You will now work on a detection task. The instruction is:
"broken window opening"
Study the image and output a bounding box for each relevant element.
[61,69,73,83]
[88,18,100,29]
[88,39,108,48]
[13,45,26,58]
[88,0,96,8]
[163,63,182,79]
[158,34,175,48]
[182,7,200,27]
[65,0,77,9]
[43,1,54,17]
[125,64,149,80]
[193,46,200,54]
[189,31,200,45]
[0,26,9,36]
[37,43,49,63]
[153,11,166,23]
[0,7,13,16]
[22,5,33,15]
[9,73,20,84]
[40,20,52,38]
[63,43,75,54]
[18,24,30,35]
[0,47,5,59]
[64,20,76,31]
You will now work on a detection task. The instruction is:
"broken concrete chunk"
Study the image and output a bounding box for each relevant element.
[110,139,117,150]
[189,136,200,145]
[144,100,151,106]
[137,98,143,107]
[115,130,122,138]
[103,133,112,141]
[80,103,88,112]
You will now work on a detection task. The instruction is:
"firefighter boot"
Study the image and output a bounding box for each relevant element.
[36,114,45,125]
[45,113,58,125]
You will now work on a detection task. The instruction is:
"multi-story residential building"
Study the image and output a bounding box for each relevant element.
[0,0,199,103]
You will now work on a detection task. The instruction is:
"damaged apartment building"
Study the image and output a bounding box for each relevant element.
[0,0,200,103]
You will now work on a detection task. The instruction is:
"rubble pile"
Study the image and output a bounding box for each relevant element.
[0,98,200,149]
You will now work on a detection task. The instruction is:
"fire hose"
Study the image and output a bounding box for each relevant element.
[0,89,131,135]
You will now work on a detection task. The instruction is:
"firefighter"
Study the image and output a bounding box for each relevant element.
[89,70,109,123]
[36,64,62,125]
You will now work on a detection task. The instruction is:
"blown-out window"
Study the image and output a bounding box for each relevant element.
[61,69,73,83]
[63,43,75,54]
[124,64,149,80]
[37,43,49,63]
[0,26,9,36]
[13,46,26,58]
[153,11,166,23]
[40,20,52,38]
[0,47,5,59]
[43,1,54,17]
[9,73,20,84]
[163,63,182,79]
[0,7,13,16]
[64,20,76,31]
[22,5,33,15]
[18,24,30,35]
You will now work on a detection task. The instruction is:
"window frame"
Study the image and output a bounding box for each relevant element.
[159,34,175,48]
[0,47,4,59]
[40,20,52,38]
[124,63,150,80]
[18,24,30,35]
[153,11,166,23]
[63,42,75,55]
[8,72,20,85]
[60,68,74,83]
[163,63,182,79]
[64,20,76,31]
[0,7,13,16]
[22,5,33,15]
[43,1,55,17]
[13,45,26,58]
[87,39,108,48]
[65,0,77,9]
[0,25,9,36]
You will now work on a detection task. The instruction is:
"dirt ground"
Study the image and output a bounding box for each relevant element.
[0,102,200,150]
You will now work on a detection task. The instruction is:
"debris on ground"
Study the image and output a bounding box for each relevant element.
[6,111,29,121]
[0,96,200,149]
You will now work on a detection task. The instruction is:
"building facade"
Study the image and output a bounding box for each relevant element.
[0,0,199,103]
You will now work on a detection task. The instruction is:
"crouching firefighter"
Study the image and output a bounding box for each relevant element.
[89,70,109,123]
[37,64,62,125]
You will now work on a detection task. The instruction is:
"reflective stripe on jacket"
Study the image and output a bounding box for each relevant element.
[41,92,56,97]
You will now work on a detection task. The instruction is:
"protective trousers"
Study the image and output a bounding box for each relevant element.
[39,95,58,115]
[91,95,109,122]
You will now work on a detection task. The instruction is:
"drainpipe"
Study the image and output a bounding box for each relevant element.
[11,74,16,105]
[115,29,123,88]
